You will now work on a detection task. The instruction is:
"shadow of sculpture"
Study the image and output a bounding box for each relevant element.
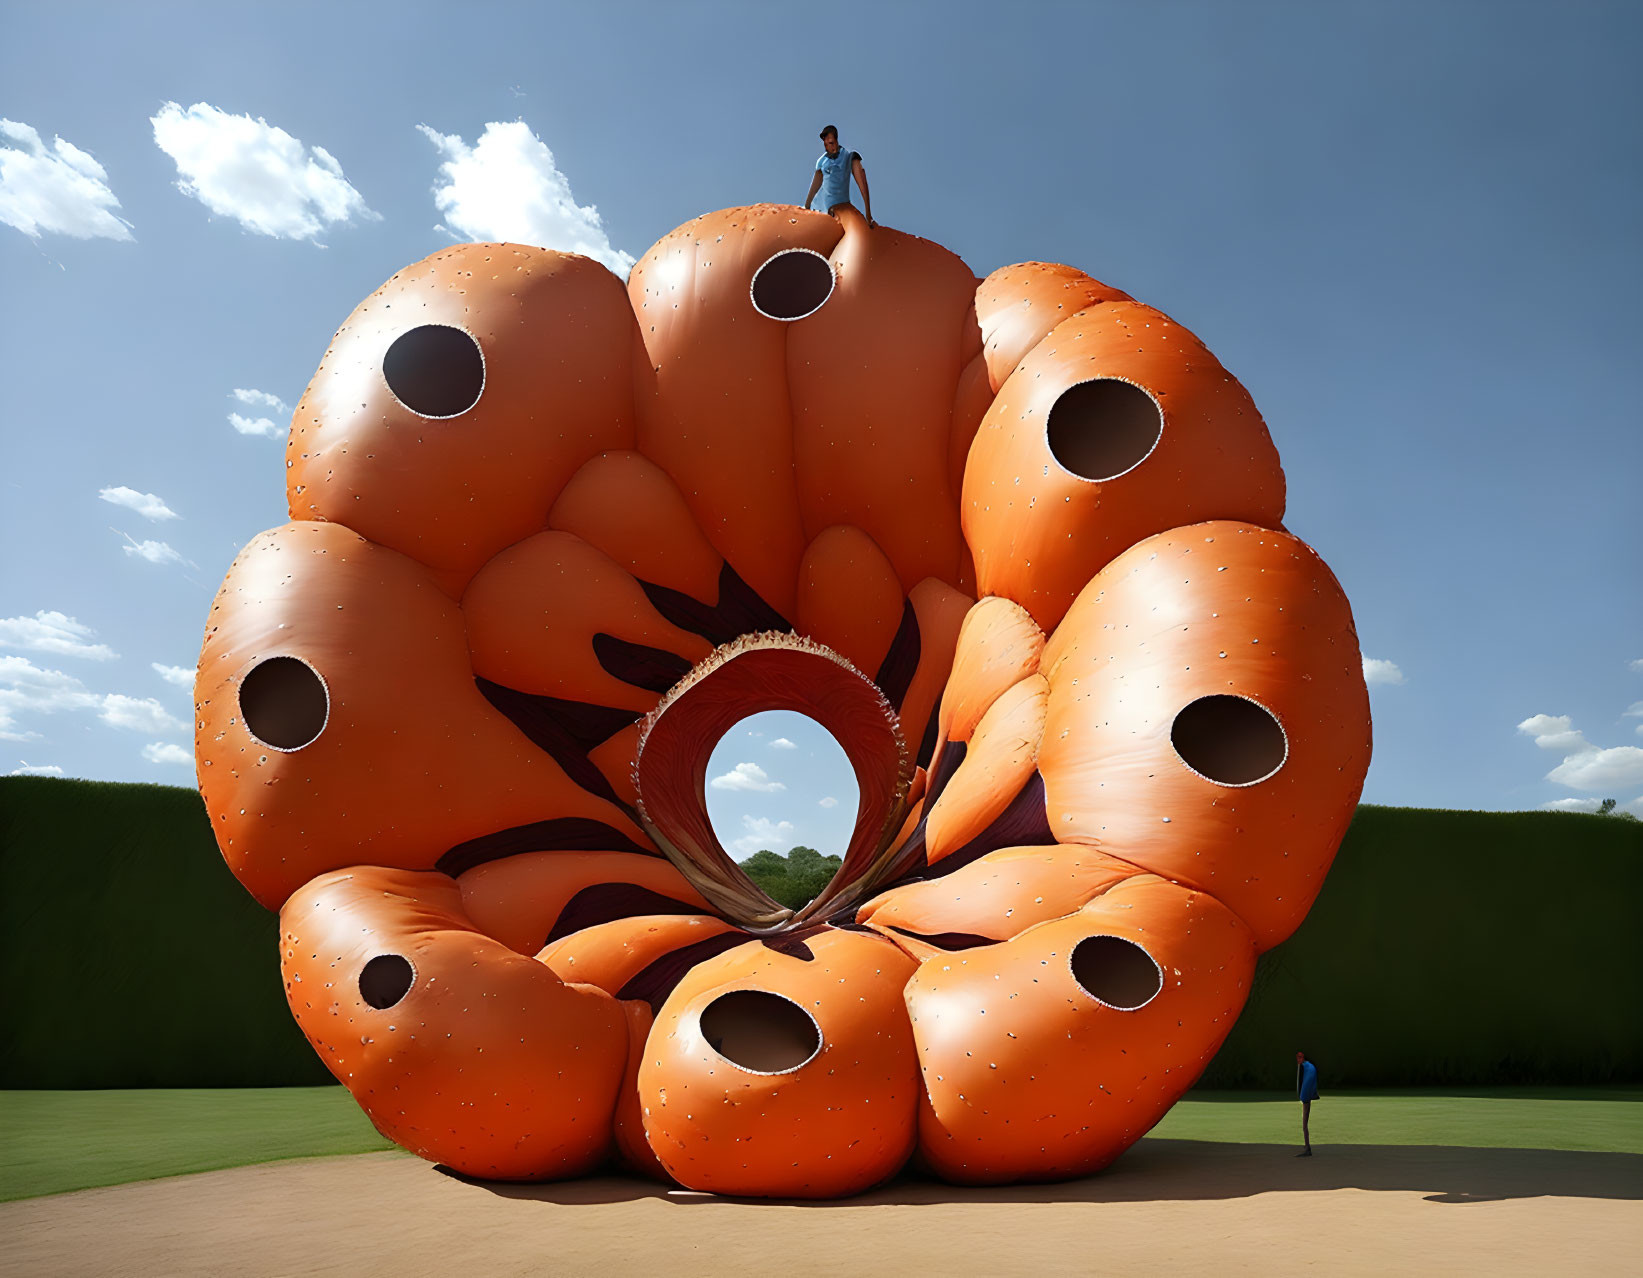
[440,1137,1643,1209]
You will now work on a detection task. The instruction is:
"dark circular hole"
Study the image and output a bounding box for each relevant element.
[382,324,484,417]
[1171,694,1287,786]
[750,250,835,320]
[1046,378,1162,481]
[359,954,414,1010]
[1071,935,1163,1010]
[239,656,328,751]
[699,989,821,1073]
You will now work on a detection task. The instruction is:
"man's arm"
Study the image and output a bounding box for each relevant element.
[803,171,823,210]
[852,156,874,227]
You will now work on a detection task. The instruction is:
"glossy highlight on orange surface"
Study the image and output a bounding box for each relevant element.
[199,204,1370,1197]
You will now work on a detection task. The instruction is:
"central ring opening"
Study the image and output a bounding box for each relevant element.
[633,633,910,932]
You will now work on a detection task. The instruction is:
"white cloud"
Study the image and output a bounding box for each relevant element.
[0,656,97,739]
[1546,746,1643,792]
[731,815,796,857]
[1541,797,1603,813]
[232,388,289,413]
[818,796,839,808]
[1545,795,1643,818]
[1520,710,1643,797]
[417,121,634,274]
[230,389,289,437]
[0,611,116,661]
[1624,701,1643,719]
[228,412,282,438]
[100,694,187,735]
[8,762,64,777]
[1630,658,1643,673]
[0,119,133,241]
[121,538,186,566]
[1362,657,1405,686]
[152,662,194,687]
[100,486,179,521]
[770,737,797,750]
[710,761,786,793]
[151,101,377,242]
[1517,713,1589,755]
[142,741,193,766]
[0,656,189,743]
[115,529,195,569]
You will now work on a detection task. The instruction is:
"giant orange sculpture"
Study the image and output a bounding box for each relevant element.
[197,205,1370,1196]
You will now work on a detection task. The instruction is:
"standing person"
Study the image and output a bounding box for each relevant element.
[804,125,876,227]
[1296,1050,1320,1156]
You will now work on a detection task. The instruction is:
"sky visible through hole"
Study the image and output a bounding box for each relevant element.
[704,711,858,863]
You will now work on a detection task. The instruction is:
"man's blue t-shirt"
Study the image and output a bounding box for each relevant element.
[815,147,861,211]
[1298,1060,1320,1102]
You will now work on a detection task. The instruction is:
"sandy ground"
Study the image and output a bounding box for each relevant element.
[4,1138,1640,1277]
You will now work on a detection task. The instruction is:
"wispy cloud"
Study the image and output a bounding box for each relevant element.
[228,412,283,438]
[1362,657,1405,686]
[142,742,192,766]
[1631,658,1643,674]
[114,529,197,570]
[230,388,290,437]
[818,795,839,808]
[0,655,94,738]
[0,611,116,661]
[8,761,65,777]
[100,486,179,521]
[100,694,187,735]
[1,655,190,743]
[152,662,194,688]
[770,737,797,750]
[152,101,377,242]
[0,119,133,241]
[731,815,796,857]
[710,761,786,793]
[233,388,289,412]
[417,121,634,274]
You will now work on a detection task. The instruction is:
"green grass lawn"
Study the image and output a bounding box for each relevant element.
[1155,1088,1643,1154]
[4,1087,1638,1203]
[0,1088,397,1202]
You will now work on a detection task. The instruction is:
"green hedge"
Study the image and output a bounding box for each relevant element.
[1200,805,1643,1087]
[2,778,1638,1088]
[0,778,328,1087]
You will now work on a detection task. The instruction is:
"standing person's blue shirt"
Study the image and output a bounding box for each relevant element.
[804,125,874,226]
[815,146,861,212]
[1295,1050,1318,1155]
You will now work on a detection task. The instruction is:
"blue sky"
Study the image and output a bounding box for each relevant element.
[2,0,1639,852]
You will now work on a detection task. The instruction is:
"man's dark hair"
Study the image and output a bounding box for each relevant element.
[819,125,838,141]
